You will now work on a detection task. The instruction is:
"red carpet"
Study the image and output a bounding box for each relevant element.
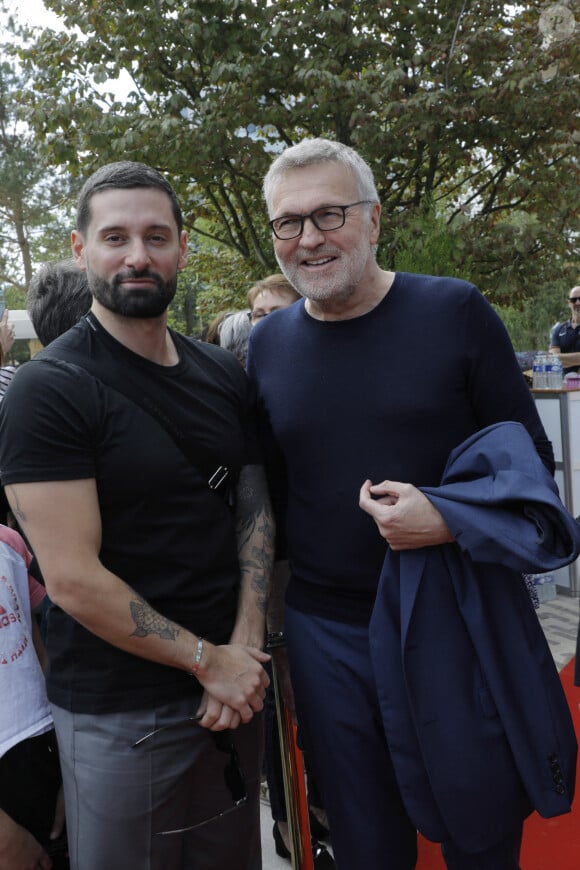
[416,658,580,868]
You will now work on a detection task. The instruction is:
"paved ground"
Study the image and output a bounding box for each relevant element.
[260,590,580,868]
[260,800,289,870]
[537,590,579,671]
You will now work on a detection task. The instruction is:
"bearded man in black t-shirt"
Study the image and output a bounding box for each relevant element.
[0,162,273,870]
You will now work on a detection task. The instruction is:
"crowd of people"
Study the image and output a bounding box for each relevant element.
[0,139,579,870]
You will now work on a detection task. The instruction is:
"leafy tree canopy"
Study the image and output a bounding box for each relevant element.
[8,0,580,317]
[0,45,79,307]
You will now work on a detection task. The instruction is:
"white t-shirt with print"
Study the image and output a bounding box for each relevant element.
[0,527,52,759]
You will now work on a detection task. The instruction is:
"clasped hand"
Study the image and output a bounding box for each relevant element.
[359,479,454,550]
[195,642,270,732]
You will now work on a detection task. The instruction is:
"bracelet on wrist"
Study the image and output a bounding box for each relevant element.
[266,630,286,650]
[191,637,204,675]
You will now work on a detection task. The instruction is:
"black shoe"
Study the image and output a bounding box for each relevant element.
[308,808,331,840]
[273,822,291,859]
[273,823,335,868]
[312,839,336,869]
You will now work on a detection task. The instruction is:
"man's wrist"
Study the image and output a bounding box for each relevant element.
[188,636,211,678]
[191,637,204,675]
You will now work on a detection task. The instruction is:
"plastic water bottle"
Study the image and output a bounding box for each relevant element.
[545,353,554,388]
[533,574,556,603]
[548,354,563,389]
[532,351,548,389]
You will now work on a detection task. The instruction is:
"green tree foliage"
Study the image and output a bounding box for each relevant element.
[493,278,570,351]
[390,201,474,280]
[0,15,79,305]
[169,238,261,335]
[10,0,579,318]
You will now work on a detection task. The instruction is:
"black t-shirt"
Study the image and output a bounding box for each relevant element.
[0,316,259,713]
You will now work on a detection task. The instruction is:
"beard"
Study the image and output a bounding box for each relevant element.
[275,241,371,306]
[88,269,177,318]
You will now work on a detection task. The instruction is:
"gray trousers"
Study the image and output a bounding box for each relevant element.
[51,697,263,870]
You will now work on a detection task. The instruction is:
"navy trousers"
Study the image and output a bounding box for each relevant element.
[285,605,522,870]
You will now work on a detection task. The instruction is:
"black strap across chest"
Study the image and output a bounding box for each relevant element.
[40,326,232,502]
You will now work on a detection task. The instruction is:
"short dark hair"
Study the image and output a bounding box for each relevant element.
[27,259,92,346]
[76,161,183,235]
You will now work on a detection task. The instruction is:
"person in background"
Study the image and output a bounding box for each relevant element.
[205,274,300,370]
[0,161,273,870]
[203,310,226,344]
[0,523,68,869]
[218,309,252,367]
[247,274,300,326]
[203,309,252,367]
[0,309,16,401]
[27,259,92,348]
[549,283,580,373]
[247,137,574,870]
[203,275,299,371]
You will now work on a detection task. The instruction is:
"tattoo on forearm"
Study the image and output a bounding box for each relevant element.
[130,597,180,641]
[236,467,275,615]
[238,511,275,615]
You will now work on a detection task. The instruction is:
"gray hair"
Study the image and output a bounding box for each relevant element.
[217,309,252,367]
[263,138,379,215]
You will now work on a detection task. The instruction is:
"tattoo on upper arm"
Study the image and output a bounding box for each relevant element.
[130,598,180,641]
[235,466,275,615]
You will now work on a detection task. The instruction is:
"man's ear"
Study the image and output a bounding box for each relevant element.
[178,231,188,271]
[71,230,87,271]
[369,202,381,246]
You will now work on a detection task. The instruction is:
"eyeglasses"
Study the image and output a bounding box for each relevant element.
[569,298,580,304]
[132,717,247,833]
[269,201,373,240]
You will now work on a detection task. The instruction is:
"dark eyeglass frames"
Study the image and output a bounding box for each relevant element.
[569,298,580,304]
[132,716,247,833]
[269,200,373,240]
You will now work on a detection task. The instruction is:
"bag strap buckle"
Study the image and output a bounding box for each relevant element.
[208,466,229,491]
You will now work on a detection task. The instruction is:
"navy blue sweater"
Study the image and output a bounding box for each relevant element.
[247,272,553,623]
